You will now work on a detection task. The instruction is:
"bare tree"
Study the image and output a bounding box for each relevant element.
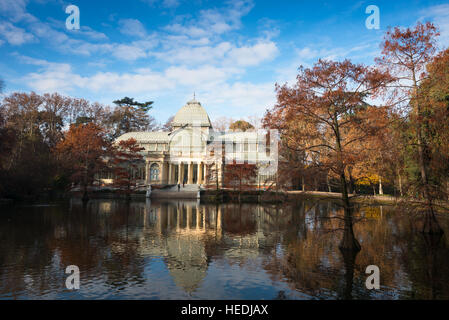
[212,116,234,132]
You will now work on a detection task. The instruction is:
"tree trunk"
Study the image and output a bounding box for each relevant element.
[412,76,443,234]
[82,185,89,203]
[398,171,403,197]
[334,115,360,252]
[446,180,449,201]
[422,207,444,234]
[379,176,383,195]
[339,173,361,252]
[339,247,359,300]
[348,169,355,195]
[327,174,332,192]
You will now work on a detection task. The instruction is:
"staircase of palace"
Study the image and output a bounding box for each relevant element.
[150,184,201,199]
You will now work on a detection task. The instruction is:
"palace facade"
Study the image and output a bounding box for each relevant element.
[102,98,277,188]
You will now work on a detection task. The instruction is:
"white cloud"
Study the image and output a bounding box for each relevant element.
[20,57,240,95]
[25,62,85,93]
[227,41,278,66]
[9,0,278,120]
[142,0,181,9]
[161,0,180,8]
[119,19,147,38]
[420,4,449,47]
[164,0,254,38]
[164,65,238,87]
[0,0,36,23]
[86,71,174,93]
[153,41,232,64]
[113,44,147,60]
[76,26,109,41]
[152,40,278,67]
[201,81,276,117]
[0,21,36,45]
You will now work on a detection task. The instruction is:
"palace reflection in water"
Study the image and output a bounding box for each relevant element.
[1,199,449,299]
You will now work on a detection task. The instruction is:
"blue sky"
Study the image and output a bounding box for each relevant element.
[1,0,448,125]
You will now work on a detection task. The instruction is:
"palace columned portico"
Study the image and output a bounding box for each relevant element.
[111,98,275,188]
[145,160,208,185]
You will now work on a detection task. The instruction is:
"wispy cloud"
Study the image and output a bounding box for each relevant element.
[0,21,36,45]
[419,4,449,47]
[164,0,254,38]
[142,0,182,9]
[119,18,148,38]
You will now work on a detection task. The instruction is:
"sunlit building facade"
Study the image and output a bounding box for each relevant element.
[103,99,277,188]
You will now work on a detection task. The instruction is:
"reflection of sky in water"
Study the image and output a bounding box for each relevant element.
[1,199,449,299]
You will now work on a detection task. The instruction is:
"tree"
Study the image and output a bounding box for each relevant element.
[263,59,392,251]
[55,123,111,202]
[1,92,43,141]
[162,115,174,131]
[376,22,443,234]
[213,116,234,132]
[247,115,262,130]
[229,120,254,132]
[108,97,154,139]
[0,92,57,199]
[112,138,145,200]
[41,93,71,147]
[223,160,257,201]
[0,92,115,199]
[419,48,449,202]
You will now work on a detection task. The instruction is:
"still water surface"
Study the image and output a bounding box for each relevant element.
[1,199,449,299]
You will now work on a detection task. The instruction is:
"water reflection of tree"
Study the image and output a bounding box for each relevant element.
[221,204,256,236]
[2,200,449,299]
[261,202,449,299]
[0,200,149,297]
[263,201,346,298]
[396,231,449,299]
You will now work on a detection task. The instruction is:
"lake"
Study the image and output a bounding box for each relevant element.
[1,198,448,299]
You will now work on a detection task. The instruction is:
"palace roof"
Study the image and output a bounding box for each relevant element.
[172,99,212,128]
[116,131,170,143]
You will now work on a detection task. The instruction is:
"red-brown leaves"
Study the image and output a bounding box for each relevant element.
[378,22,439,73]
[112,138,145,195]
[55,122,111,187]
[263,58,392,189]
[224,160,258,192]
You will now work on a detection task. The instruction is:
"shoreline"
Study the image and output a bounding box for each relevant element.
[2,190,441,207]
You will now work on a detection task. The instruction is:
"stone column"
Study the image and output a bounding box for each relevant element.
[176,204,181,231]
[204,163,207,184]
[196,207,200,230]
[177,163,182,184]
[216,206,222,239]
[168,163,173,184]
[188,162,193,184]
[161,162,166,184]
[217,162,223,187]
[186,205,192,230]
[181,163,185,184]
[202,207,206,231]
[167,205,171,229]
[145,159,150,184]
[198,162,203,184]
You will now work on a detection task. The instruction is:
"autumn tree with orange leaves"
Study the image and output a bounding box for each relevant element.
[55,122,111,202]
[376,22,444,234]
[112,138,145,200]
[419,48,449,196]
[224,160,257,199]
[263,59,392,251]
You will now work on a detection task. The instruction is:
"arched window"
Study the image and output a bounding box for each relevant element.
[150,163,160,181]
